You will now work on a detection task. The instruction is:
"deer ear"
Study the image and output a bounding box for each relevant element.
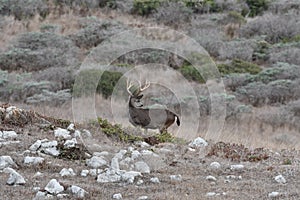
[137,94,143,99]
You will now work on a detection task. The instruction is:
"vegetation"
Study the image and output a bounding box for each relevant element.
[217,59,262,75]
[179,64,205,83]
[245,0,269,17]
[132,0,161,16]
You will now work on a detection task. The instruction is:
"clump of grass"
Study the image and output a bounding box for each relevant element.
[97,117,143,142]
[282,158,292,165]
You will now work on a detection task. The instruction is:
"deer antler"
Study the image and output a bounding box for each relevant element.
[138,80,151,92]
[126,79,134,96]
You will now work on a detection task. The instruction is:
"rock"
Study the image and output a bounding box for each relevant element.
[41,140,58,148]
[86,156,107,168]
[0,156,17,169]
[188,137,208,148]
[141,150,158,157]
[170,174,182,182]
[97,170,121,183]
[268,191,280,198]
[81,169,89,177]
[137,196,148,200]
[64,138,77,148]
[114,150,127,160]
[135,161,150,174]
[135,141,150,148]
[68,185,87,199]
[34,191,47,199]
[54,128,71,139]
[111,157,120,171]
[131,150,141,160]
[230,164,245,171]
[89,169,97,176]
[112,193,123,199]
[4,167,26,185]
[57,193,69,199]
[67,123,75,132]
[33,172,43,178]
[29,140,42,151]
[2,131,18,139]
[206,192,216,197]
[136,179,144,185]
[150,177,160,183]
[121,171,142,183]
[206,175,217,181]
[45,179,64,194]
[74,130,81,138]
[226,175,242,180]
[81,129,92,138]
[274,174,286,184]
[93,151,110,157]
[43,147,60,156]
[210,162,221,169]
[60,168,76,177]
[24,156,44,165]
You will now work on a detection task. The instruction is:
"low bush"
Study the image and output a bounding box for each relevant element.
[245,0,269,17]
[179,64,205,83]
[132,0,161,16]
[217,59,262,75]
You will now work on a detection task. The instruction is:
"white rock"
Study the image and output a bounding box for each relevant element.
[188,137,208,148]
[128,146,134,152]
[64,138,77,148]
[136,179,144,185]
[206,192,216,197]
[89,169,97,176]
[41,140,58,148]
[2,131,18,139]
[150,177,160,183]
[206,175,217,181]
[112,193,123,199]
[24,156,44,165]
[137,196,148,200]
[54,128,71,139]
[0,156,16,169]
[34,191,47,199]
[268,191,280,198]
[81,129,92,138]
[33,187,41,192]
[43,147,60,156]
[111,157,120,171]
[60,168,76,177]
[86,156,107,168]
[81,169,89,177]
[135,161,150,174]
[170,174,182,182]
[274,174,286,184]
[57,193,69,199]
[74,130,81,138]
[114,150,127,160]
[29,140,42,151]
[67,123,75,132]
[33,172,43,178]
[121,171,142,183]
[226,175,242,180]
[45,179,64,194]
[141,150,158,157]
[68,185,87,199]
[135,141,150,148]
[93,151,109,157]
[210,162,221,169]
[131,150,141,160]
[230,164,244,171]
[97,171,121,183]
[4,167,26,185]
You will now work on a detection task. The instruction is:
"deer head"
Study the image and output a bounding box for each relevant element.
[126,79,151,106]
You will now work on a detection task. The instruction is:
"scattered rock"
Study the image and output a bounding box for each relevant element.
[43,147,60,156]
[137,196,148,200]
[41,140,58,148]
[68,185,87,199]
[86,156,107,168]
[60,168,76,177]
[274,174,286,184]
[45,179,64,195]
[135,161,150,174]
[64,138,77,148]
[4,167,26,185]
[54,128,71,139]
[170,174,182,182]
[97,169,121,183]
[24,156,45,165]
[230,164,245,171]
[67,123,75,132]
[0,156,17,169]
[121,171,142,183]
[1,131,18,139]
[188,137,208,148]
[29,140,42,151]
[268,191,280,198]
[136,179,144,185]
[150,177,160,183]
[206,192,216,197]
[112,193,123,199]
[81,169,89,177]
[206,175,217,181]
[210,162,221,169]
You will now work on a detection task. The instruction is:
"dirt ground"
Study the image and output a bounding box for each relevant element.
[1,116,299,200]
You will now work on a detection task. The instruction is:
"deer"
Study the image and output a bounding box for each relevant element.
[126,79,180,134]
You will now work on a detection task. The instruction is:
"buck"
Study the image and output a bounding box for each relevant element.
[126,79,180,134]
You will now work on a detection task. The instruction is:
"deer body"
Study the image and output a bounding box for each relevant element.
[127,79,180,133]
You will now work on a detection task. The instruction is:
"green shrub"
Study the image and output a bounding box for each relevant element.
[282,34,300,43]
[227,11,246,24]
[179,64,205,83]
[73,69,123,98]
[246,0,269,17]
[132,0,161,16]
[0,69,8,86]
[184,0,220,13]
[217,59,262,75]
